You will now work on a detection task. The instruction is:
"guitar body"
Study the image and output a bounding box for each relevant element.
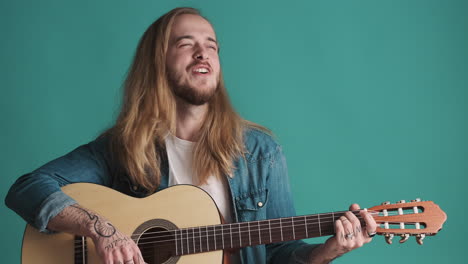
[22,183,223,264]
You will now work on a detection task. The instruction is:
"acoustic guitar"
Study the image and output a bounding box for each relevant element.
[21,183,447,263]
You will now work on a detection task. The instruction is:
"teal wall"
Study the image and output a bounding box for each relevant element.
[1,0,466,263]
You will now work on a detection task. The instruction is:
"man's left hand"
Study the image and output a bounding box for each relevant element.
[309,204,377,264]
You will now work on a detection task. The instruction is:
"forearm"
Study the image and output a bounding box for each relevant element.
[47,204,143,263]
[307,243,337,264]
[47,204,116,242]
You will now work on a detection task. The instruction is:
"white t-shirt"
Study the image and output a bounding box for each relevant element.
[165,135,241,263]
[165,134,234,223]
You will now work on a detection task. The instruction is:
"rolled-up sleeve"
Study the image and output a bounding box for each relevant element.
[5,137,112,233]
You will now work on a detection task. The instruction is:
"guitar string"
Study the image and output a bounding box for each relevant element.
[133,219,418,250]
[74,220,337,256]
[134,214,364,244]
[130,218,421,261]
[76,227,334,260]
[135,210,374,239]
[73,208,414,250]
[73,217,421,254]
[75,218,421,260]
[72,210,364,252]
[72,213,420,253]
[131,208,416,242]
[132,208,418,240]
[74,219,422,259]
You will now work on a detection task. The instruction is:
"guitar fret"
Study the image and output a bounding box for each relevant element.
[206,226,209,251]
[305,216,308,237]
[258,221,261,244]
[214,226,217,250]
[292,217,295,240]
[233,223,236,247]
[230,224,233,249]
[221,224,225,249]
[238,223,242,247]
[280,218,283,241]
[185,229,190,254]
[199,227,202,252]
[268,220,272,243]
[180,229,184,255]
[175,230,178,255]
[332,212,335,233]
[318,214,322,236]
[191,228,194,253]
[248,222,251,245]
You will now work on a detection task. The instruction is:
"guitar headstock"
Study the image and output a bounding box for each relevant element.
[368,199,447,245]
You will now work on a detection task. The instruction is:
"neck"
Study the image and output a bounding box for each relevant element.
[175,98,208,141]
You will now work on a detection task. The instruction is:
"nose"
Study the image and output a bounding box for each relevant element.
[193,45,208,61]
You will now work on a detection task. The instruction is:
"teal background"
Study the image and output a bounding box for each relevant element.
[1,0,466,263]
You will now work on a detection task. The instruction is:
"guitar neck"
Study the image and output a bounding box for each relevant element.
[173,211,364,256]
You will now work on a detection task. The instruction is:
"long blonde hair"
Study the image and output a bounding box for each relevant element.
[104,7,263,193]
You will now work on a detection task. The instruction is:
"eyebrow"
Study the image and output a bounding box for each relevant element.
[175,35,218,45]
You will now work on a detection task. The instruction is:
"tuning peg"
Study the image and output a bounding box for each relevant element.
[416,234,425,245]
[396,200,406,204]
[382,201,390,205]
[411,198,421,202]
[399,234,410,243]
[385,234,394,244]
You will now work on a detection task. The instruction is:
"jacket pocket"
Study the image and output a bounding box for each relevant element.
[235,189,269,221]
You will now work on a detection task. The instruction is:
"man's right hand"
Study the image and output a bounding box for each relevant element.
[92,228,145,264]
[48,204,146,264]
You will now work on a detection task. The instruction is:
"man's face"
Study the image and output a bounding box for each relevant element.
[166,14,221,106]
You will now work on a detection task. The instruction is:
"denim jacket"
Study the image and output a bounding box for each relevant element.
[6,128,319,263]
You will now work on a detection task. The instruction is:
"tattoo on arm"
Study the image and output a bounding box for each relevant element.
[104,237,130,250]
[70,205,116,237]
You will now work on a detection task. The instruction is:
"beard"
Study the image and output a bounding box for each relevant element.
[168,72,218,106]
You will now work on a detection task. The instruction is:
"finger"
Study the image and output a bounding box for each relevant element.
[360,210,377,239]
[101,251,113,264]
[349,203,360,211]
[131,243,144,264]
[345,211,363,239]
[339,216,354,240]
[111,251,123,264]
[121,246,135,264]
[132,251,142,264]
[335,216,347,242]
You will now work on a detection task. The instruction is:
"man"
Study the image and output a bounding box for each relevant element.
[6,7,376,264]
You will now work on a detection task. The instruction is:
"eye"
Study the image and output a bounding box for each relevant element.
[179,43,193,48]
[208,45,218,51]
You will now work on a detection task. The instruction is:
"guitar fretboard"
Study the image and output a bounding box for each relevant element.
[170,211,365,256]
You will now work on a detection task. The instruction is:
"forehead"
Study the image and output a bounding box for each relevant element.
[170,14,216,40]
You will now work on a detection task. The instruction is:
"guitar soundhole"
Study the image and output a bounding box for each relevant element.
[134,219,180,264]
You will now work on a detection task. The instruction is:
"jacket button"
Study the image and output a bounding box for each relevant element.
[132,185,138,191]
[257,202,263,207]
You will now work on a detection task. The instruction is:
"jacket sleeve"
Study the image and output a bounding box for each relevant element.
[5,137,112,233]
[265,146,323,264]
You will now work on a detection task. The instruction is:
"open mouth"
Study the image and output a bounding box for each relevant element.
[193,68,209,74]
[191,64,211,75]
